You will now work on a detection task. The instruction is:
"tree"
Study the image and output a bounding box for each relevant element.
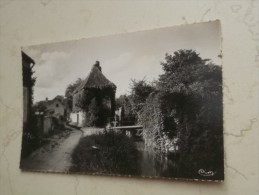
[158,49,223,170]
[32,101,47,113]
[116,95,136,125]
[115,79,155,125]
[161,49,209,73]
[130,79,155,117]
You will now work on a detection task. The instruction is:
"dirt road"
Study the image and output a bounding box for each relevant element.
[20,127,104,173]
[20,129,83,172]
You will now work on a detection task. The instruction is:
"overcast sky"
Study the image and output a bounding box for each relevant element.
[23,21,221,103]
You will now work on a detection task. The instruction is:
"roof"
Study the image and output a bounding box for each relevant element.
[36,96,66,107]
[22,51,35,65]
[48,97,65,106]
[73,63,116,94]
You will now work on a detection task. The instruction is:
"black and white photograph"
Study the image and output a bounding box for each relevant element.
[20,21,224,181]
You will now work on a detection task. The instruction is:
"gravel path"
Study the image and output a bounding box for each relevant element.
[20,128,83,172]
[20,127,104,173]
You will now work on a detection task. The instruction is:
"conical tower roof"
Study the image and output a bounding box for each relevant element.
[73,62,116,94]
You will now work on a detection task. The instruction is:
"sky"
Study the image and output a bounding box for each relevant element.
[23,21,221,103]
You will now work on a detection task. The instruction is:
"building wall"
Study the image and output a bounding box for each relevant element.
[43,116,53,135]
[47,99,65,116]
[70,111,85,127]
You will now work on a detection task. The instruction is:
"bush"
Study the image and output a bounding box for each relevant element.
[70,131,140,175]
[157,50,223,171]
[137,50,224,178]
[139,93,162,149]
[139,93,178,153]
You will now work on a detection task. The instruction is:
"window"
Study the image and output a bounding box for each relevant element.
[56,104,59,107]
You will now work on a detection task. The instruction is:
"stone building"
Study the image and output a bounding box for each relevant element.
[22,51,36,133]
[70,61,116,127]
[44,96,67,118]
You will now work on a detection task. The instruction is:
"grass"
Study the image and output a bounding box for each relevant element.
[70,131,140,175]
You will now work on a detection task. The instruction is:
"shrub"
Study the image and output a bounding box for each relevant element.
[139,93,178,153]
[157,50,223,174]
[70,131,140,175]
[138,50,223,176]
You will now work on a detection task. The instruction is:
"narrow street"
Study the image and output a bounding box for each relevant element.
[20,128,83,172]
[20,127,104,172]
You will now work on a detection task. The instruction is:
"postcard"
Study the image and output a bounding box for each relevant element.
[20,20,224,181]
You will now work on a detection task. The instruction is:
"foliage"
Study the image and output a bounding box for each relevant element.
[138,93,163,149]
[116,79,155,125]
[130,79,155,114]
[116,94,127,109]
[33,101,47,113]
[70,131,140,175]
[31,76,37,103]
[82,97,110,127]
[21,61,37,157]
[139,92,180,152]
[70,49,223,175]
[65,78,82,111]
[136,49,223,175]
[157,49,223,169]
[161,49,209,73]
[130,79,155,109]
[83,97,99,126]
[77,88,113,127]
[116,95,136,125]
